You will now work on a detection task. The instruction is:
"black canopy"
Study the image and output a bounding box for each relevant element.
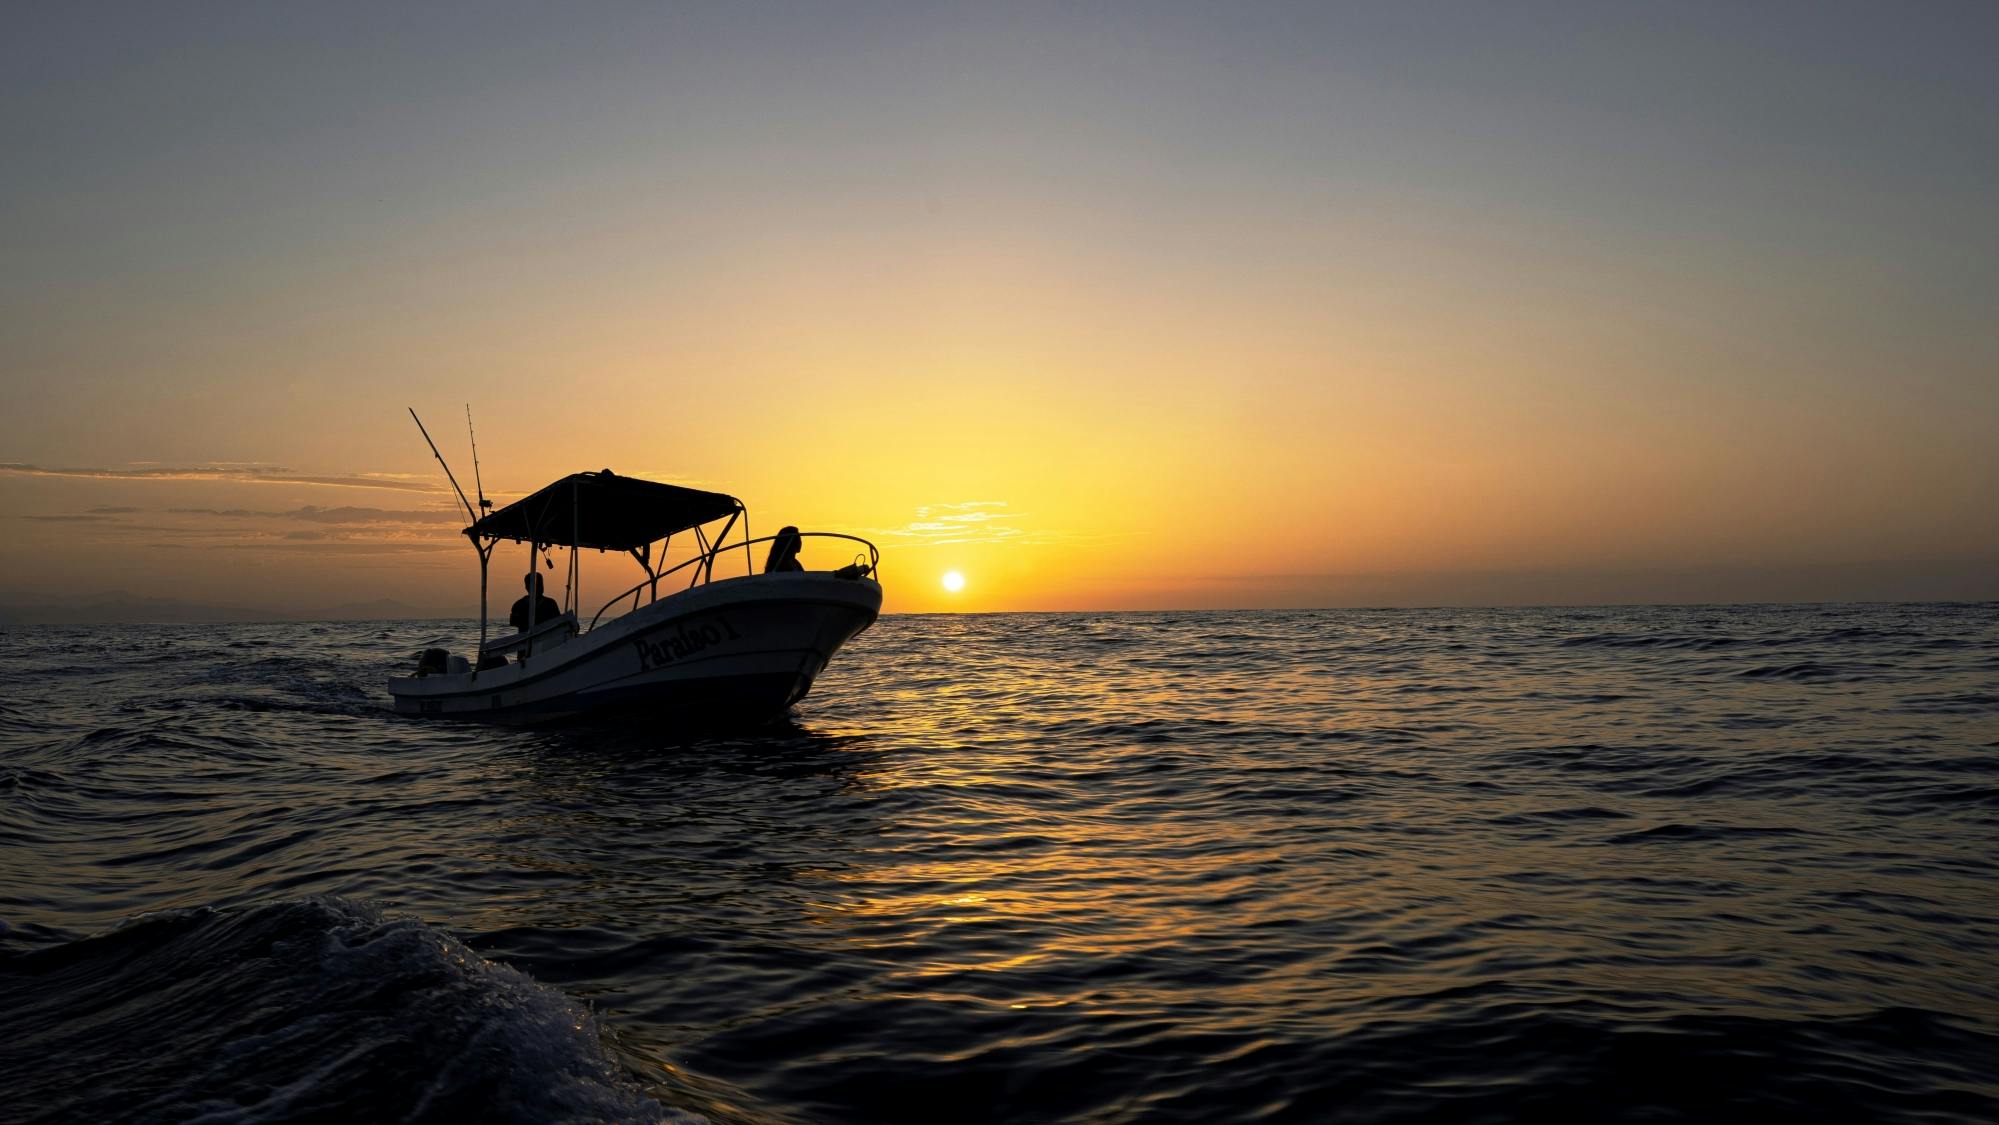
[465,470,741,550]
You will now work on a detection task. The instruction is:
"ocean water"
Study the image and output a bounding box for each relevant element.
[2,603,1997,1124]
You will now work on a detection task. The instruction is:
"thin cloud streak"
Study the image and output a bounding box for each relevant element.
[200,539,465,554]
[0,463,445,493]
[863,500,1087,548]
[19,511,467,552]
[168,505,463,525]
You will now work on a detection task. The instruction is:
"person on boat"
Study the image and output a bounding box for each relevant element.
[509,571,563,632]
[764,526,805,572]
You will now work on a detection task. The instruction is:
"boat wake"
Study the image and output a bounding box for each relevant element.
[0,898,701,1125]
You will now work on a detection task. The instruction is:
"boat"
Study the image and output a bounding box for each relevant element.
[387,465,882,723]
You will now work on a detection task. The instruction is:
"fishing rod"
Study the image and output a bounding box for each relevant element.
[408,407,478,525]
[465,404,492,513]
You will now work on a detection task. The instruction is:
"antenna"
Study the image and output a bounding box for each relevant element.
[465,404,491,511]
[409,408,478,524]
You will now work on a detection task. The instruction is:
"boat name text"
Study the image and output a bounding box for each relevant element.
[633,618,738,671]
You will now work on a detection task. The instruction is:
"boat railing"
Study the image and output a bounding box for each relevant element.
[480,611,578,660]
[587,531,880,631]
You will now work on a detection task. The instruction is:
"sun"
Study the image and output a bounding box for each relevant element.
[940,570,966,593]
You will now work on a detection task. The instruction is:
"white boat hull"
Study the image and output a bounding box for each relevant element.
[388,572,881,724]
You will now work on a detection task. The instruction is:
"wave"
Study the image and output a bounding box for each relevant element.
[1898,692,1999,715]
[0,898,700,1125]
[4,608,1997,1123]
[1603,822,1808,846]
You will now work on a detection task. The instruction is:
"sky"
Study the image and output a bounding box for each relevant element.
[2,1,1995,617]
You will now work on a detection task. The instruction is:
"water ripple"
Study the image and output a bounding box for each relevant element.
[1,603,1996,1122]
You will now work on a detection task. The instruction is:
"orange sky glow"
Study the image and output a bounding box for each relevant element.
[3,5,1995,618]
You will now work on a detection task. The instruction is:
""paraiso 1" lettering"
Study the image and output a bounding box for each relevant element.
[632,618,738,671]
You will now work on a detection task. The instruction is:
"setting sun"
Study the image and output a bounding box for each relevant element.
[940,571,966,594]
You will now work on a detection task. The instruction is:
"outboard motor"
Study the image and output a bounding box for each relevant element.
[414,647,451,677]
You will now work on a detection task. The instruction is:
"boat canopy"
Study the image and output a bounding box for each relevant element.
[465,470,741,551]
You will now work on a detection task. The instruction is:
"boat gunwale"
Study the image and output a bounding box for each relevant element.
[388,573,880,699]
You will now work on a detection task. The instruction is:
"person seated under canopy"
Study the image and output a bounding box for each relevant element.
[509,571,563,632]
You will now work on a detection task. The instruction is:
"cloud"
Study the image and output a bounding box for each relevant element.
[913,501,1010,519]
[866,500,1066,547]
[88,506,143,514]
[168,505,463,525]
[202,539,465,554]
[15,505,468,555]
[95,524,466,554]
[0,463,444,493]
[917,511,1011,525]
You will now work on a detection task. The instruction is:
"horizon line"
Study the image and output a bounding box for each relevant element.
[4,595,1995,628]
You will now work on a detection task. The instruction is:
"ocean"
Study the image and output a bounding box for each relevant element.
[2,603,1996,1123]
